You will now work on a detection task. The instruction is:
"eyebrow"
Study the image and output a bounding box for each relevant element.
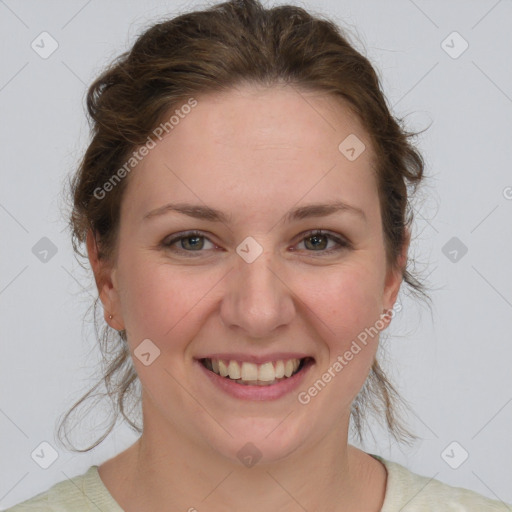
[142,200,366,224]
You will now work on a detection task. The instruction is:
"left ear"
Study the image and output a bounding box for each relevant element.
[381,226,410,318]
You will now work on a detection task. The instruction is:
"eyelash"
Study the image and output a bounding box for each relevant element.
[161,229,351,257]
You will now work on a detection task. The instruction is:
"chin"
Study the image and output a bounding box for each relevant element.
[199,416,313,467]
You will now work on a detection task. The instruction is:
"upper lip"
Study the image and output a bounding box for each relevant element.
[195,353,313,364]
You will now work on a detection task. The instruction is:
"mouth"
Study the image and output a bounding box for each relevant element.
[199,357,314,386]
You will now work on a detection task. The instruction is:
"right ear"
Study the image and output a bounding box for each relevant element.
[86,229,125,331]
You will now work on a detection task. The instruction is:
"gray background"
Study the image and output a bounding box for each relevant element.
[1,0,511,508]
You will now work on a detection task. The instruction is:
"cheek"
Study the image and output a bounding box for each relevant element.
[297,268,383,406]
[299,262,383,341]
[116,253,222,349]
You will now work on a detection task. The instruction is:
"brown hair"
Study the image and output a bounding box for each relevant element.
[58,0,430,452]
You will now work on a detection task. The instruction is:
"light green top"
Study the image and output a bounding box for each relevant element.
[6,454,511,511]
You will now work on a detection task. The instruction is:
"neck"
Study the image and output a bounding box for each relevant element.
[104,409,387,511]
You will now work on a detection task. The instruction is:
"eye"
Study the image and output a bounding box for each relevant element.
[293,230,351,255]
[161,230,217,256]
[161,229,351,257]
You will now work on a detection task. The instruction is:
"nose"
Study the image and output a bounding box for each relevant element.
[219,249,296,339]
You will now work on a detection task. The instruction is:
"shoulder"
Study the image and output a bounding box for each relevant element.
[5,466,123,512]
[373,454,512,512]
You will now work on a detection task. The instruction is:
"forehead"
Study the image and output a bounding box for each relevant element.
[122,84,378,223]
[168,83,371,159]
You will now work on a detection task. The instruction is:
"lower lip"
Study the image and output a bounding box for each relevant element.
[195,359,314,401]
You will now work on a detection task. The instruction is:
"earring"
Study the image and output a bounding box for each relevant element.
[380,308,390,319]
[109,314,113,320]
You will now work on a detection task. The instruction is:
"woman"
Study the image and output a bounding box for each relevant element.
[8,0,510,510]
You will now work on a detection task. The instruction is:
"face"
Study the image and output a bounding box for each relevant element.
[89,83,405,464]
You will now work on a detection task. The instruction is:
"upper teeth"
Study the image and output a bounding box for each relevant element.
[207,358,301,382]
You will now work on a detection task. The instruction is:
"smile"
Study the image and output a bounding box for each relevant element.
[200,357,311,386]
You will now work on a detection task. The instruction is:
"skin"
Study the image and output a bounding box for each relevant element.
[87,83,408,511]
